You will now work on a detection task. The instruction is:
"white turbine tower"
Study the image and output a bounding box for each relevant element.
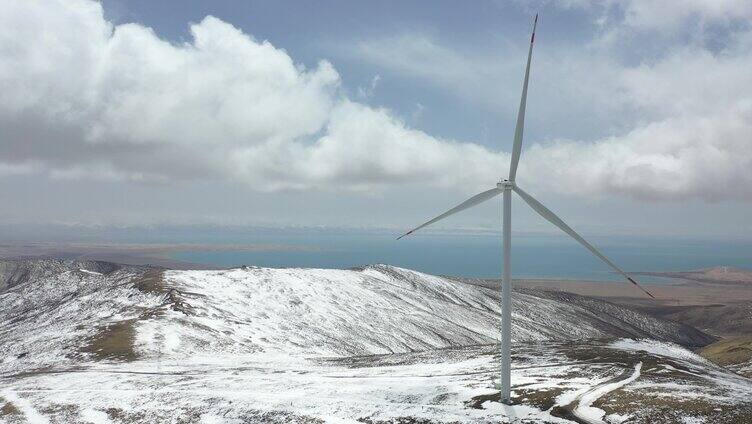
[397,14,654,404]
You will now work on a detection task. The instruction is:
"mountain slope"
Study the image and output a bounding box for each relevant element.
[699,336,752,378]
[1,260,713,374]
[139,265,713,360]
[1,259,748,424]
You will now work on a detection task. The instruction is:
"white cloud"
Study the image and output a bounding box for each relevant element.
[0,0,504,192]
[536,0,752,32]
[517,20,752,201]
[1,0,751,203]
[352,32,635,139]
[618,0,752,31]
[357,74,381,99]
[354,34,516,110]
[0,163,38,177]
[522,102,752,201]
[348,8,752,202]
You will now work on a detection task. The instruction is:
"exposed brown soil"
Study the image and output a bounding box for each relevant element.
[699,336,752,373]
[595,388,752,424]
[635,302,752,337]
[509,273,752,341]
[133,268,166,294]
[79,319,139,362]
[0,399,21,417]
[636,266,752,286]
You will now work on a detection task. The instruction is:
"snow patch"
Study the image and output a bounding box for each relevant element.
[606,412,632,423]
[164,331,181,353]
[80,408,112,424]
[609,339,710,365]
[572,362,642,424]
[2,389,50,424]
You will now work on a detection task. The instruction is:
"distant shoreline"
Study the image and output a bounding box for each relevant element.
[0,241,317,270]
[3,242,751,308]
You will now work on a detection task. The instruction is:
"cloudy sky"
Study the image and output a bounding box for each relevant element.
[1,0,751,239]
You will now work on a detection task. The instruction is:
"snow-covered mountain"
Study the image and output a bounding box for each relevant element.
[149,264,713,357]
[1,259,711,372]
[2,259,748,424]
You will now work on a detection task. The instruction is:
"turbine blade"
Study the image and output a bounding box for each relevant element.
[397,188,502,240]
[508,13,538,182]
[513,185,655,298]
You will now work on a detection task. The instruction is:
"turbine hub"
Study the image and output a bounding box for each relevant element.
[497,180,515,189]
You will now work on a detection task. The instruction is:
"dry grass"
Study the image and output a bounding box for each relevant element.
[79,319,138,362]
[595,388,752,424]
[515,387,564,411]
[132,269,166,295]
[0,399,21,417]
[699,336,752,366]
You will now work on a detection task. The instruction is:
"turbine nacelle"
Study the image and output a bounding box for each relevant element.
[497,180,515,189]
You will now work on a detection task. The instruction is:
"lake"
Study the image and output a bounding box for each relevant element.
[169,230,752,282]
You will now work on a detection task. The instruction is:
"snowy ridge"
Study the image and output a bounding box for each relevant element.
[0,260,162,374]
[0,260,715,374]
[132,264,712,359]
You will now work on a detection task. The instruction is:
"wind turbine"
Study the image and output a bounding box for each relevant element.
[397,14,654,404]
